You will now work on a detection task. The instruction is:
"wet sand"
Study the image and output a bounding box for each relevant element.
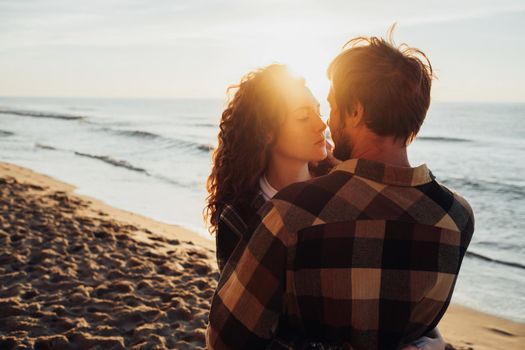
[0,161,523,349]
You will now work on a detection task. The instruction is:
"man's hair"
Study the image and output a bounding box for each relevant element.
[327,24,435,145]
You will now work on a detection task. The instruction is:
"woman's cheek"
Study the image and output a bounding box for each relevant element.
[276,129,301,158]
[300,131,316,159]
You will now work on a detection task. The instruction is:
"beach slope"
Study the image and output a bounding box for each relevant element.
[0,162,523,350]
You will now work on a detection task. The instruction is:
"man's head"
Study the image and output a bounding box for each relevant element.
[326,25,434,161]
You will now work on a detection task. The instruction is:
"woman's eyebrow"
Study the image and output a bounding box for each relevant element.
[293,105,319,113]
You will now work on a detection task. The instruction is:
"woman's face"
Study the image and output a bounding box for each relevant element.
[272,86,328,162]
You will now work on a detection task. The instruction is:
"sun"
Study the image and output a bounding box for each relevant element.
[247,33,341,120]
[284,51,333,122]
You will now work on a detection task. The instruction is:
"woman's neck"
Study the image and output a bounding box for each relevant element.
[265,153,311,191]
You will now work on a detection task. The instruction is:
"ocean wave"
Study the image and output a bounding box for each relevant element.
[33,142,203,188]
[466,250,525,270]
[0,106,213,153]
[100,127,213,153]
[194,142,213,152]
[193,122,217,127]
[416,136,472,143]
[0,108,86,121]
[35,143,57,150]
[440,177,525,199]
[73,152,149,174]
[73,153,202,188]
[72,151,201,188]
[113,129,161,139]
[153,174,190,187]
[0,130,14,137]
[73,151,200,187]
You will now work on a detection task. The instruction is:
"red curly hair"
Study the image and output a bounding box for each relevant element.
[204,64,305,235]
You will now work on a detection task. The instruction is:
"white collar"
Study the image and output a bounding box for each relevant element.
[259,174,278,201]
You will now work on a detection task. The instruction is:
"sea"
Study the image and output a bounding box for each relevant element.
[0,96,523,323]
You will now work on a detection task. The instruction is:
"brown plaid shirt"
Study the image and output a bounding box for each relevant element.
[215,192,266,274]
[206,158,475,350]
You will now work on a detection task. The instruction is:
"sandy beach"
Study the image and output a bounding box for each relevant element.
[0,161,523,350]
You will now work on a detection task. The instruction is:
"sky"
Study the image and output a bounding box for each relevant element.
[0,0,524,103]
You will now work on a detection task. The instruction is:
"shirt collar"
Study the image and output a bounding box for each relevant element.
[259,174,278,201]
[329,158,435,187]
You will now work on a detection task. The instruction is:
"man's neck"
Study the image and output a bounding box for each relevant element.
[351,140,411,168]
[265,153,311,191]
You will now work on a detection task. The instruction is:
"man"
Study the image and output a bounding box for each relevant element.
[205,28,474,350]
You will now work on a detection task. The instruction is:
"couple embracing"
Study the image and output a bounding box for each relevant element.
[204,28,475,350]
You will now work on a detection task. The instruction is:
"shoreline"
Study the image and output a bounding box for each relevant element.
[0,161,215,251]
[0,161,523,349]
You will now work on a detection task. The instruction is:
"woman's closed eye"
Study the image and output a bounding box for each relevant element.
[297,110,322,122]
[297,115,310,122]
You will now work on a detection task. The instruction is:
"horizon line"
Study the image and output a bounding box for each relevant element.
[0,95,524,105]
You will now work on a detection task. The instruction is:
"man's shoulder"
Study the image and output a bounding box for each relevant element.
[430,180,474,213]
[450,187,474,217]
[429,180,475,234]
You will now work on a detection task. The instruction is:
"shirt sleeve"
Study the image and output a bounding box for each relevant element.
[215,214,243,274]
[206,201,289,349]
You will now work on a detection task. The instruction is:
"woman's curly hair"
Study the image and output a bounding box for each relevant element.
[204,64,305,235]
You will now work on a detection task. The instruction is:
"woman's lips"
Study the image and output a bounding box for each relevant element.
[315,138,326,146]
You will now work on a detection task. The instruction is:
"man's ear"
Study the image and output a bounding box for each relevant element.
[347,101,364,127]
[354,102,364,119]
[265,132,274,145]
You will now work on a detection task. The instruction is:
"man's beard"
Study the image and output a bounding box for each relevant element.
[332,130,353,161]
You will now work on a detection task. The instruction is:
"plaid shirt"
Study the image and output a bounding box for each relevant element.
[215,192,266,273]
[216,161,332,274]
[206,158,475,350]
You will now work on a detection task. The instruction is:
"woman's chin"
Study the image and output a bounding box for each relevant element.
[312,151,328,162]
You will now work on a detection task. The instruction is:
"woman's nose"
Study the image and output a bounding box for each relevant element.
[315,114,327,132]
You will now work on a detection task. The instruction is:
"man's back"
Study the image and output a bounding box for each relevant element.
[206,158,474,350]
[272,158,474,349]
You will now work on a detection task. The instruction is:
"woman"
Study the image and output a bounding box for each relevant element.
[205,64,329,273]
[204,64,444,350]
